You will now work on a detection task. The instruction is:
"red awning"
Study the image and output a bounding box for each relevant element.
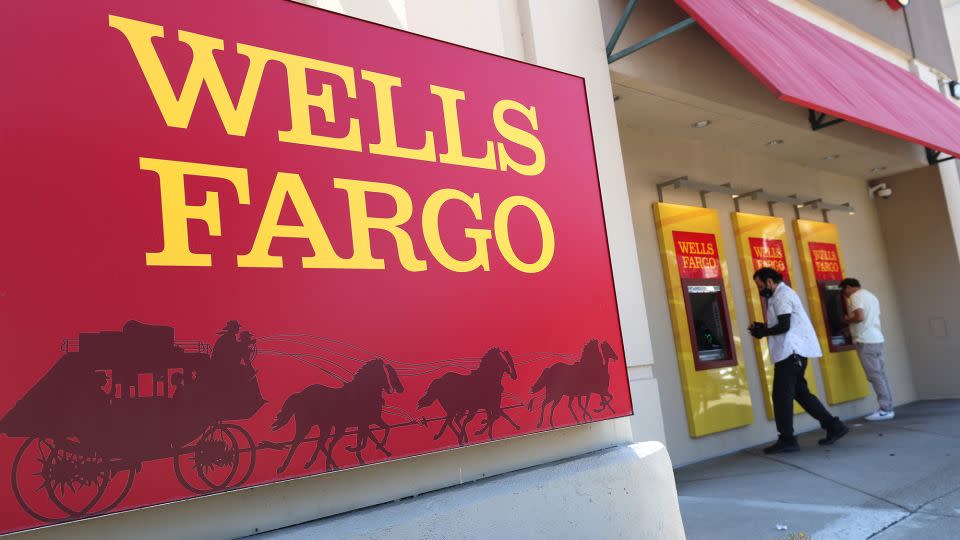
[674,0,960,158]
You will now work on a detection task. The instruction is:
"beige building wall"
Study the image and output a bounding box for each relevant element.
[875,166,960,400]
[619,127,916,466]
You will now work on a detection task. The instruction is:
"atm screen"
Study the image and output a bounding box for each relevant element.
[687,285,732,362]
[820,283,852,349]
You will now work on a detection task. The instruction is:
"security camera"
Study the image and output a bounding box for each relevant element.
[869,183,893,199]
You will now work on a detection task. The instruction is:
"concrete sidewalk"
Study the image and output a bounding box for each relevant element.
[676,400,960,539]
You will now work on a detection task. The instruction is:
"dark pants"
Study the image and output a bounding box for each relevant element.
[773,355,839,440]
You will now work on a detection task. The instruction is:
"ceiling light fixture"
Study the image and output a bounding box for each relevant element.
[766,139,784,146]
[823,154,839,161]
[691,120,711,128]
[870,166,887,173]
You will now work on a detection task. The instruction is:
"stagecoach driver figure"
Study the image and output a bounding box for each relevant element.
[749,267,848,454]
[212,320,242,365]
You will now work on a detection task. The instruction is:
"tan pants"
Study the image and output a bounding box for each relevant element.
[856,342,893,412]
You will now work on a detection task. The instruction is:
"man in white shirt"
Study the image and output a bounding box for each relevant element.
[750,268,848,454]
[841,277,894,421]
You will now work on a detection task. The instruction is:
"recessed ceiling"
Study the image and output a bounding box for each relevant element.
[612,76,927,181]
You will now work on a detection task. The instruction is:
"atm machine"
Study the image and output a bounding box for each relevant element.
[818,281,854,352]
[682,280,735,368]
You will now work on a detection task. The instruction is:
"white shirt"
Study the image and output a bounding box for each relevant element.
[848,289,884,343]
[766,282,823,362]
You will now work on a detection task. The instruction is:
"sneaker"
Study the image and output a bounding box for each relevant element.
[818,422,849,446]
[865,410,895,421]
[763,438,800,454]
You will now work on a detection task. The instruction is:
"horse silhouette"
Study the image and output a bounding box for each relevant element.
[527,340,618,428]
[417,348,519,445]
[585,341,618,415]
[272,358,403,473]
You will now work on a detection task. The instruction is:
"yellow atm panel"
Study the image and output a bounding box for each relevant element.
[793,219,869,404]
[654,203,753,437]
[732,213,817,420]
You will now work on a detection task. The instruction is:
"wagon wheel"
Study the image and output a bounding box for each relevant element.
[11,437,135,522]
[220,423,256,488]
[174,424,239,494]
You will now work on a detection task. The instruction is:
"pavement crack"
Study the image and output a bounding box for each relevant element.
[755,453,960,538]
[866,513,911,539]
[756,453,911,512]
[912,483,960,515]
[881,424,960,441]
[676,468,789,485]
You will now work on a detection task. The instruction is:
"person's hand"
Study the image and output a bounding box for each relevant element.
[749,322,767,339]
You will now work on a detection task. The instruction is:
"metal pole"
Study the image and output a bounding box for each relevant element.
[732,189,763,214]
[606,0,638,58]
[656,177,686,204]
[608,17,696,64]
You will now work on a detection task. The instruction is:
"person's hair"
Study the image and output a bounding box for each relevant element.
[840,277,861,288]
[753,267,783,283]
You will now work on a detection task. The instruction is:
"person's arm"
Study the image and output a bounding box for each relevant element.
[845,308,865,324]
[843,293,865,323]
[751,314,791,337]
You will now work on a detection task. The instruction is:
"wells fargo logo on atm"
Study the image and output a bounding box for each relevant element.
[673,231,721,279]
[0,1,630,534]
[748,237,791,283]
[809,242,843,281]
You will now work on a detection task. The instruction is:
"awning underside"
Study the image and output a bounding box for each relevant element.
[674,0,960,159]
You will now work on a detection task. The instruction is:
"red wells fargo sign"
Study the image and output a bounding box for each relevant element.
[809,242,843,282]
[748,237,791,285]
[0,0,630,533]
[673,231,721,279]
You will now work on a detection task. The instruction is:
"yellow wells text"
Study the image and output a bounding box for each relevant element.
[812,248,840,274]
[677,241,715,256]
[677,241,718,272]
[108,15,546,176]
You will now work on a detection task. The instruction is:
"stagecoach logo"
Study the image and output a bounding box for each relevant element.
[0,0,631,534]
[2,322,622,524]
